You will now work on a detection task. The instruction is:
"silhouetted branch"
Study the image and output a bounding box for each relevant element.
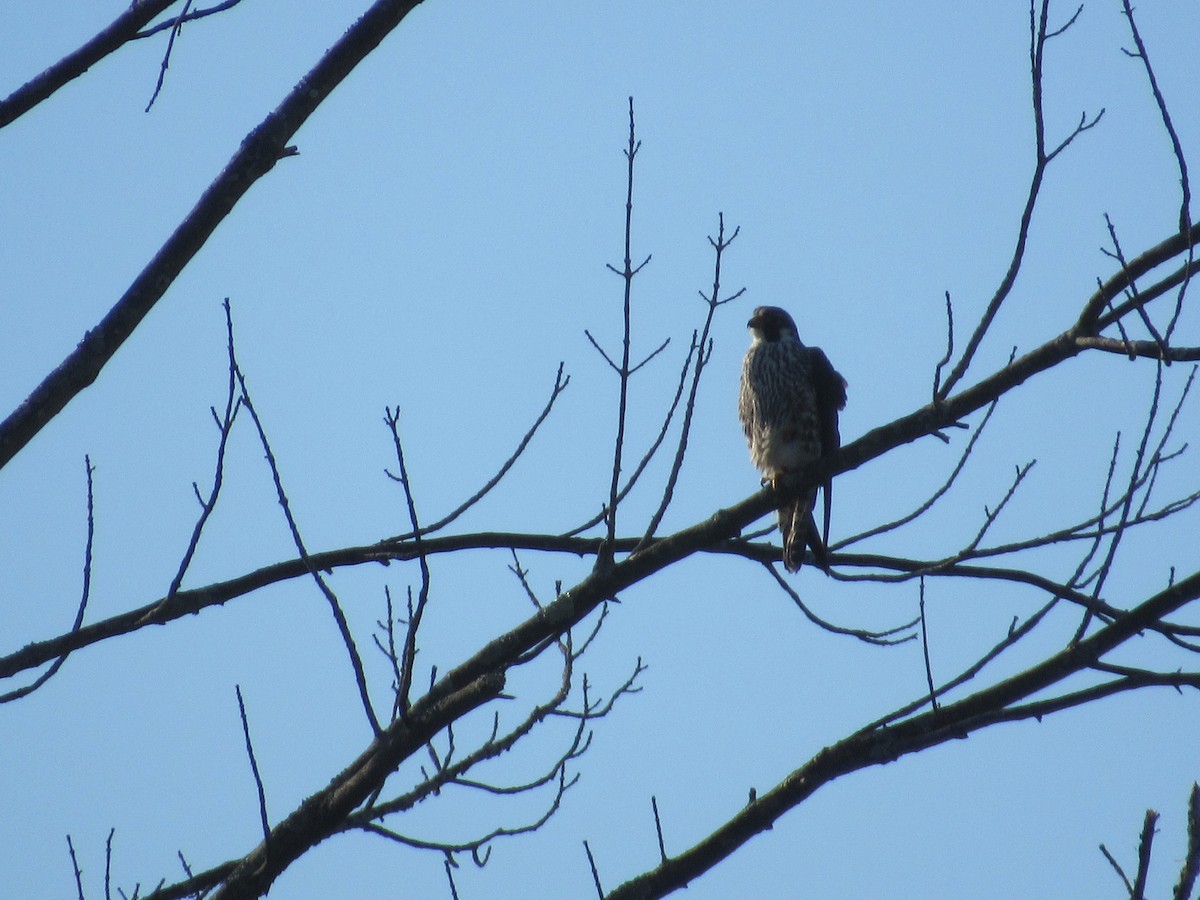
[237,365,381,736]
[135,0,248,40]
[0,455,95,704]
[1102,785,1200,900]
[606,569,1200,900]
[166,299,241,599]
[144,0,194,112]
[1120,0,1191,238]
[67,834,84,900]
[387,362,570,542]
[1103,213,1167,357]
[0,0,427,473]
[235,685,271,846]
[0,0,179,128]
[1133,810,1159,900]
[639,212,742,546]
[937,0,1100,398]
[652,796,667,864]
[564,341,696,538]
[584,840,605,899]
[762,562,917,646]
[601,97,653,550]
[1176,783,1200,900]
[385,406,432,720]
[838,399,999,549]
[919,578,938,712]
[932,290,955,399]
[143,671,505,900]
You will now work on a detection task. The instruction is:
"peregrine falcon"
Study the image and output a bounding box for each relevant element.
[739,306,847,573]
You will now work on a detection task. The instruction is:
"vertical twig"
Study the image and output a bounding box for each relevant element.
[1073,361,1165,642]
[651,796,668,863]
[0,456,96,703]
[933,290,955,400]
[145,0,194,112]
[638,213,743,547]
[919,577,939,712]
[67,835,84,900]
[385,407,432,719]
[584,840,605,899]
[602,97,651,551]
[1132,809,1160,900]
[379,586,405,720]
[1173,783,1200,900]
[939,0,1100,397]
[104,828,115,900]
[167,298,241,598]
[1119,0,1194,345]
[235,685,271,846]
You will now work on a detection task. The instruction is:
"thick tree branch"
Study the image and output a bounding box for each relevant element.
[605,569,1200,900]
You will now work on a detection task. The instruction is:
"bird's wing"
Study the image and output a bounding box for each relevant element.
[809,348,848,546]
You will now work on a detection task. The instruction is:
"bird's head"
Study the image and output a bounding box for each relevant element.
[747,306,800,344]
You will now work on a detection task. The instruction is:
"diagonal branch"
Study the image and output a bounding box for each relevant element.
[237,367,381,735]
[604,569,1200,900]
[0,0,427,473]
[0,0,180,128]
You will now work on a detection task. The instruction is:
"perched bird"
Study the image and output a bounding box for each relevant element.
[739,306,847,573]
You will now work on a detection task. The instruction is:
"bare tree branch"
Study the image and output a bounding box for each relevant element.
[235,685,271,846]
[605,570,1200,900]
[135,0,249,40]
[0,0,180,127]
[0,456,95,704]
[237,366,382,736]
[0,0,427,473]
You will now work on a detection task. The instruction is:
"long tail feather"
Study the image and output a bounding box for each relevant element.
[780,489,829,574]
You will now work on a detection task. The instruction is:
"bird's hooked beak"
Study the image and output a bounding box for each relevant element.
[747,310,765,330]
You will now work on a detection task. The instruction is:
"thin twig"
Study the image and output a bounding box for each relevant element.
[236,367,381,735]
[652,796,668,863]
[444,858,460,900]
[939,0,1100,397]
[385,407,432,719]
[932,290,955,399]
[639,212,742,546]
[763,563,916,646]
[145,0,194,112]
[384,363,569,542]
[584,840,605,899]
[563,340,696,538]
[235,685,271,846]
[837,398,1000,549]
[67,835,84,900]
[602,97,648,553]
[1174,783,1200,900]
[1100,842,1134,896]
[1119,0,1194,345]
[919,578,938,712]
[135,0,248,40]
[1103,213,1167,357]
[1120,0,1191,238]
[167,299,241,598]
[1074,361,1165,642]
[105,828,115,900]
[0,456,96,703]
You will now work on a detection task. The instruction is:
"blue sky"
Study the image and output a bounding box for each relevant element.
[2,2,1199,897]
